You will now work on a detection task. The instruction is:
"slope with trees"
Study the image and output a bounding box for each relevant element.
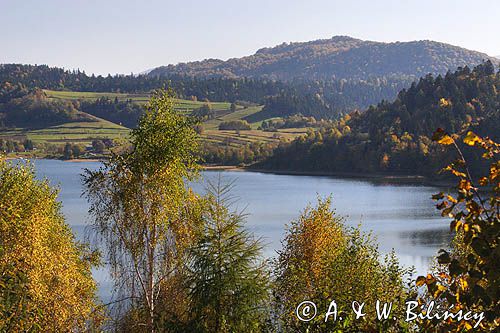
[149,36,497,81]
[256,62,500,177]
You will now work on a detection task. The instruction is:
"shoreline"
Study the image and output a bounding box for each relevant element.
[244,167,425,180]
[64,158,102,162]
[3,156,453,186]
[241,167,454,187]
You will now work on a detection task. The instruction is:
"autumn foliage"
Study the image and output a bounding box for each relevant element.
[273,197,412,332]
[0,159,102,331]
[416,129,499,331]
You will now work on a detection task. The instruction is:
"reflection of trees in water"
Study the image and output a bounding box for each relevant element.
[400,228,453,247]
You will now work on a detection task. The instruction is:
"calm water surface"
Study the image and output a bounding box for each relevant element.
[26,159,451,301]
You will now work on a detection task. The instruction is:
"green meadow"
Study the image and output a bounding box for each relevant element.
[1,90,309,157]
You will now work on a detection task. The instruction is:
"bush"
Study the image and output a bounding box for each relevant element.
[414,130,499,331]
[218,120,251,130]
[273,197,412,332]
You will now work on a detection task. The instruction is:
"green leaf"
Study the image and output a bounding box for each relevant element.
[437,250,451,264]
[470,237,490,257]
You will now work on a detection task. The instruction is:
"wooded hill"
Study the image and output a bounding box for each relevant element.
[0,64,411,119]
[255,61,500,177]
[2,37,497,120]
[149,36,497,81]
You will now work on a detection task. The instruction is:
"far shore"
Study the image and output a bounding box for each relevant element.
[245,167,426,180]
[3,156,453,186]
[207,166,454,187]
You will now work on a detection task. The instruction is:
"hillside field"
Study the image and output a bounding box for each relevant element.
[1,91,309,158]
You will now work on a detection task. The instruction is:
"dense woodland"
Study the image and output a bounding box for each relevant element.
[80,97,144,128]
[0,64,411,120]
[1,61,499,178]
[0,84,88,127]
[149,36,496,81]
[257,62,500,177]
[3,34,498,123]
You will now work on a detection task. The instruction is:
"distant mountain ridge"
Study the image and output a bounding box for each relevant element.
[148,36,497,81]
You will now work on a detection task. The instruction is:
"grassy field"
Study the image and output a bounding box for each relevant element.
[3,90,309,159]
[43,90,231,114]
[203,105,263,130]
[201,128,308,148]
[201,105,307,146]
[0,115,129,146]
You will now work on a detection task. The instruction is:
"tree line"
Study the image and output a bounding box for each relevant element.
[0,84,87,128]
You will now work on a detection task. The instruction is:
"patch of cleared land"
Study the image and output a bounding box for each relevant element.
[3,91,309,154]
[43,90,231,114]
[0,115,129,146]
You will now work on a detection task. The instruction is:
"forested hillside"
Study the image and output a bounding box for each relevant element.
[149,36,497,81]
[256,61,500,177]
[0,83,90,127]
[2,35,497,120]
[0,63,412,119]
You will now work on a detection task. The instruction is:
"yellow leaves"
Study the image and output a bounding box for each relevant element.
[433,284,447,298]
[342,125,351,135]
[463,131,481,146]
[0,160,101,331]
[458,179,472,191]
[443,165,466,178]
[478,177,489,186]
[416,276,426,286]
[438,272,451,281]
[426,273,436,285]
[432,128,454,145]
[489,162,500,182]
[458,277,468,291]
[463,322,473,330]
[380,153,390,167]
[439,98,452,108]
[466,200,482,216]
[438,135,454,145]
[446,195,458,204]
[422,134,499,331]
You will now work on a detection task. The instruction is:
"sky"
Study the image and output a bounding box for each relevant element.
[1,0,499,75]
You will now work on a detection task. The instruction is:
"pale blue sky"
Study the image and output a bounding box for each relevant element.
[1,0,499,75]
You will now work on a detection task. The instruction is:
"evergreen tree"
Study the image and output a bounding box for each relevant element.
[186,179,270,333]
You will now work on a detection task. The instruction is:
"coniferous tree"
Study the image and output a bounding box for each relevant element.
[186,179,270,333]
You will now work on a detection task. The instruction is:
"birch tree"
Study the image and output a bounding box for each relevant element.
[84,89,202,332]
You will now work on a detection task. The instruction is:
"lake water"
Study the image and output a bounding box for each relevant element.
[24,159,451,301]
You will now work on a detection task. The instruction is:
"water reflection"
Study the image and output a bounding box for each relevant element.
[400,228,453,247]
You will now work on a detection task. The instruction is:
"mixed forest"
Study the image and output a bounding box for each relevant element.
[1,88,498,332]
[257,61,500,178]
[1,25,500,333]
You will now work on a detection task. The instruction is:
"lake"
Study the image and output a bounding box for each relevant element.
[25,159,451,301]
